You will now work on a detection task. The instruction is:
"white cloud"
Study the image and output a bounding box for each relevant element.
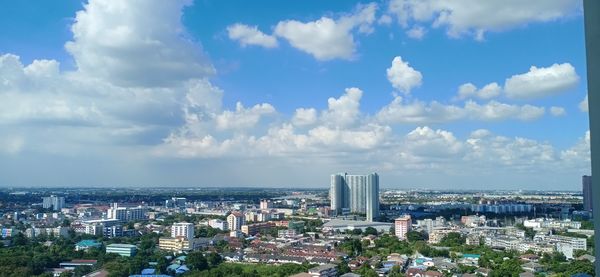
[386,56,423,94]
[215,102,275,131]
[378,14,393,25]
[456,82,501,100]
[273,3,377,60]
[550,106,566,116]
[464,100,545,121]
[321,87,363,127]
[65,0,215,87]
[504,63,579,99]
[292,108,318,126]
[406,25,426,39]
[561,130,590,166]
[405,126,463,157]
[376,97,545,124]
[579,95,588,112]
[387,0,581,40]
[227,23,278,48]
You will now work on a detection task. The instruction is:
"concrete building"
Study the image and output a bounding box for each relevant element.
[106,243,137,257]
[330,172,379,221]
[308,264,337,277]
[227,212,245,231]
[42,195,65,211]
[321,219,392,233]
[159,237,203,252]
[260,199,273,210]
[208,219,228,231]
[241,222,275,236]
[171,222,195,240]
[395,215,412,240]
[107,203,147,222]
[583,175,593,212]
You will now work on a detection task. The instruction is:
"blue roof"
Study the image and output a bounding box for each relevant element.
[175,255,187,261]
[141,268,155,275]
[76,240,101,247]
[463,254,481,259]
[167,264,180,271]
[175,265,189,274]
[129,275,170,277]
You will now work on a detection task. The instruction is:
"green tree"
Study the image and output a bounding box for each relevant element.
[187,251,208,271]
[207,252,223,267]
[407,230,425,242]
[438,232,465,247]
[337,261,351,275]
[364,227,378,236]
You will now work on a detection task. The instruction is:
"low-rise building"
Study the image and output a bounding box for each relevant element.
[106,243,137,257]
[308,264,337,277]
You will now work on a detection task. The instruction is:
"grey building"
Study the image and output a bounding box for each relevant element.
[583,175,593,212]
[330,172,379,221]
[42,195,65,211]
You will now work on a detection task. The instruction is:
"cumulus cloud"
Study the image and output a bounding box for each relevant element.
[65,0,215,87]
[406,25,426,39]
[386,0,581,40]
[292,108,318,126]
[215,102,275,130]
[386,56,423,94]
[227,23,278,48]
[579,95,589,112]
[550,106,566,116]
[504,63,579,99]
[321,87,363,127]
[376,97,545,124]
[273,3,377,60]
[456,82,501,100]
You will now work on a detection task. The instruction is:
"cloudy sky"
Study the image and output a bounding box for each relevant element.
[0,0,591,189]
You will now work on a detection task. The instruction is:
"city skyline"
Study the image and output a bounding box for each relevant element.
[0,0,591,189]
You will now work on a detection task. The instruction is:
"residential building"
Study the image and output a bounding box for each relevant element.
[395,215,411,240]
[322,219,392,233]
[260,199,272,210]
[42,195,65,211]
[171,222,195,240]
[330,172,379,221]
[583,175,593,212]
[241,222,275,236]
[308,264,337,277]
[208,219,228,231]
[107,203,147,221]
[227,212,245,231]
[75,240,102,251]
[106,243,137,257]
[158,237,205,252]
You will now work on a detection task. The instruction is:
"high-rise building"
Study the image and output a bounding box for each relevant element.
[107,203,147,221]
[583,175,593,212]
[227,212,245,231]
[330,173,379,221]
[42,195,65,211]
[395,215,412,240]
[171,222,195,240]
[260,199,272,210]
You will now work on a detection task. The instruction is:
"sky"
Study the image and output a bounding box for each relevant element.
[0,0,591,190]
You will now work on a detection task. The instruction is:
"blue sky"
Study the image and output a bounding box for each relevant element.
[0,0,591,189]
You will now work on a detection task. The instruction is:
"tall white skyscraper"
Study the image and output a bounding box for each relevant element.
[171,222,195,240]
[583,175,593,212]
[42,195,65,211]
[330,172,379,222]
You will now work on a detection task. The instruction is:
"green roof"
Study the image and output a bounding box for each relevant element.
[76,240,101,247]
[463,254,481,258]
